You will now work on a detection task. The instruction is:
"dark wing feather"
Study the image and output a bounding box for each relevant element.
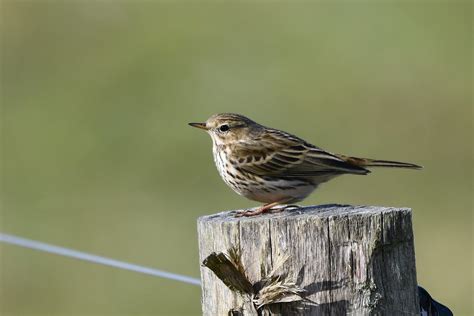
[233,128,369,178]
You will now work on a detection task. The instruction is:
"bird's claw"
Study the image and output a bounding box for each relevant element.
[234,204,301,217]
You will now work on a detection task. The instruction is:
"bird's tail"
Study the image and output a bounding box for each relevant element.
[339,155,422,170]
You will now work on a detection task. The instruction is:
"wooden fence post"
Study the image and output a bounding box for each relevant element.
[197,204,419,315]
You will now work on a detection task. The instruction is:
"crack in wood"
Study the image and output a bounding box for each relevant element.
[198,205,419,315]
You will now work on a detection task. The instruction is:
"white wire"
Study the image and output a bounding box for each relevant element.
[0,232,201,286]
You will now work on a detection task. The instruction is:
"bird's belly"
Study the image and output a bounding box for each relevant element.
[241,180,317,203]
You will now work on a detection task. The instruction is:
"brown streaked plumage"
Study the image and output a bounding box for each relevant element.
[189,113,422,216]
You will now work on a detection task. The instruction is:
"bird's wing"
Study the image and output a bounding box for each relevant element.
[234,129,369,177]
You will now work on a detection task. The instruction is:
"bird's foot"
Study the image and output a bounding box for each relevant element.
[235,201,279,217]
[235,202,300,217]
[235,206,269,217]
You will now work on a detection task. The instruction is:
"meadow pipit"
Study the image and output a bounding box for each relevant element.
[189,113,421,217]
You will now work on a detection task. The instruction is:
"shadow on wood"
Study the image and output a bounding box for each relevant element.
[197,204,419,315]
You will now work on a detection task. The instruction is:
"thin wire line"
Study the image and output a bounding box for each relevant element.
[0,232,201,287]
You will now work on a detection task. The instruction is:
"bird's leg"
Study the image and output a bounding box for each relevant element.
[235,202,280,217]
[235,199,292,217]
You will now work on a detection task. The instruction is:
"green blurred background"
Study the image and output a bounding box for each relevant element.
[1,1,472,315]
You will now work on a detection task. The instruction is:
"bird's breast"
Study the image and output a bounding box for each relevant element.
[212,144,247,194]
[212,144,317,203]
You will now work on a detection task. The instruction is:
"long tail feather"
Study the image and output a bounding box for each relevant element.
[362,159,422,169]
[340,155,422,170]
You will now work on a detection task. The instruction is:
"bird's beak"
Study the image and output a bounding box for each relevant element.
[188,122,208,130]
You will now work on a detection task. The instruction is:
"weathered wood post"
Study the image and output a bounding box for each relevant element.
[197,204,419,315]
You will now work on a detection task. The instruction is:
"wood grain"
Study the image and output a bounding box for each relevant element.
[198,204,419,315]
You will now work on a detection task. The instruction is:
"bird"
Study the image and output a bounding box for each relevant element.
[189,113,422,217]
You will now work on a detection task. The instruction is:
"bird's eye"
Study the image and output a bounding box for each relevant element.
[219,124,230,132]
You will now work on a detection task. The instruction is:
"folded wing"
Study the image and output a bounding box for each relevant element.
[234,129,369,178]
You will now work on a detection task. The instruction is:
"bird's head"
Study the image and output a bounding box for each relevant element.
[189,113,259,145]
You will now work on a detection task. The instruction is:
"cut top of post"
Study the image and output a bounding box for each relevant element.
[198,204,412,225]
